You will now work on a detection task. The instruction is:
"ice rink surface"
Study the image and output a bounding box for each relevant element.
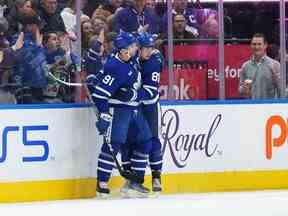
[2,190,288,216]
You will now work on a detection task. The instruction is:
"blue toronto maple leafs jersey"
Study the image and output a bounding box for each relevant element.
[91,53,141,113]
[138,49,163,105]
[83,47,104,76]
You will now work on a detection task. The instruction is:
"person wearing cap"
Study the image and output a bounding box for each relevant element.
[87,31,152,198]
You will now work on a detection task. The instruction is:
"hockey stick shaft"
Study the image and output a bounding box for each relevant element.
[48,72,83,87]
[83,83,141,182]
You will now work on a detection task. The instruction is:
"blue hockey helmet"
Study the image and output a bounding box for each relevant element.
[114,31,137,51]
[137,33,155,48]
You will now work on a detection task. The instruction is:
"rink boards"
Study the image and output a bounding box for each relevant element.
[1,101,288,202]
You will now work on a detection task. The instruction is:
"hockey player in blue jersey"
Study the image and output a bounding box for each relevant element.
[89,31,153,198]
[120,33,164,195]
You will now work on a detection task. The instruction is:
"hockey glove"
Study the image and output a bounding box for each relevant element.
[86,74,100,87]
[114,88,138,102]
[96,113,112,135]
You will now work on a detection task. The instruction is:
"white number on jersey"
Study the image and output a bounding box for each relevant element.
[151,72,160,83]
[133,72,142,90]
[102,75,115,86]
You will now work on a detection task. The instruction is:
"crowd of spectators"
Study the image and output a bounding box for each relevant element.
[0,0,283,104]
[0,0,82,104]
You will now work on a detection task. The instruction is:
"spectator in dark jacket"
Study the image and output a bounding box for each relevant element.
[6,0,33,36]
[11,10,48,103]
[161,0,199,37]
[172,14,196,40]
[114,0,159,34]
[37,0,66,33]
[92,0,123,19]
[0,17,17,104]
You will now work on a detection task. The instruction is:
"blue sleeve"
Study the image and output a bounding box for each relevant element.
[145,9,160,34]
[138,52,163,103]
[114,9,129,33]
[114,9,139,33]
[160,13,168,35]
[90,63,127,113]
[85,48,103,75]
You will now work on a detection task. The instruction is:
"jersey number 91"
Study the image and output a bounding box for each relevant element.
[102,75,115,86]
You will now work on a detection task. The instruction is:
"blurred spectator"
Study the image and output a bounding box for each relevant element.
[6,0,33,36]
[43,31,63,102]
[184,8,219,39]
[82,0,105,17]
[103,31,117,56]
[43,31,73,102]
[229,5,253,39]
[92,16,108,35]
[92,0,123,19]
[11,10,48,103]
[81,19,94,53]
[200,11,218,38]
[43,31,65,64]
[92,0,123,33]
[145,0,155,10]
[114,0,159,34]
[239,33,280,99]
[61,0,89,40]
[33,0,69,11]
[0,16,9,48]
[173,14,196,40]
[251,2,278,44]
[161,0,199,37]
[0,17,16,104]
[61,0,88,53]
[38,0,66,33]
[267,44,280,61]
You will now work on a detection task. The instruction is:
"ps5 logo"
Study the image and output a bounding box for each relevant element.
[0,125,49,163]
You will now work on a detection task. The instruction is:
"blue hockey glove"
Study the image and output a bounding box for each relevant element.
[114,88,138,102]
[96,113,112,135]
[86,74,96,86]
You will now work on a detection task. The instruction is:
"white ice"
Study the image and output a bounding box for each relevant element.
[1,190,288,216]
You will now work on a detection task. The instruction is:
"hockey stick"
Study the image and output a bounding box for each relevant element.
[49,43,142,182]
[48,72,83,87]
[103,127,142,183]
[83,84,142,183]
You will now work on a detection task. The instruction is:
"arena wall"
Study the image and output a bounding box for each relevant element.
[1,101,288,202]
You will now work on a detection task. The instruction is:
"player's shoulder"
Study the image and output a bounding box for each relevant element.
[149,49,163,65]
[104,54,129,74]
[105,54,126,67]
[150,49,162,59]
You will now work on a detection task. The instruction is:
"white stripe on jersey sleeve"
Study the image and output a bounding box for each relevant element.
[95,86,112,97]
[143,85,158,91]
[92,93,108,100]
